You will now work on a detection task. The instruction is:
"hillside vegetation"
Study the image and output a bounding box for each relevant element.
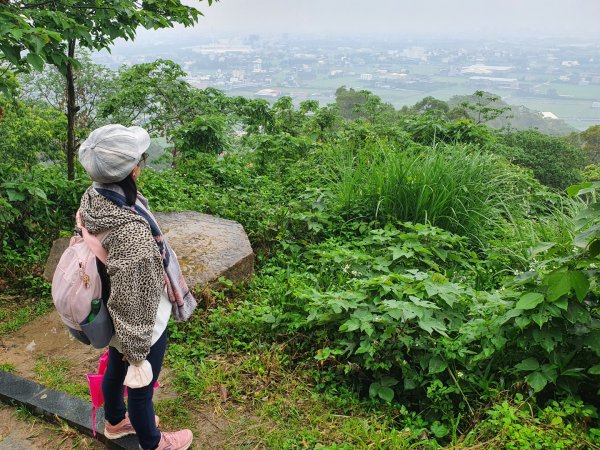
[1,59,600,449]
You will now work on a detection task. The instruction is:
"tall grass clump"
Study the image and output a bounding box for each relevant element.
[326,141,537,247]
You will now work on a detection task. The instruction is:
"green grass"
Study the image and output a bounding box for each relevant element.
[33,357,90,399]
[0,295,52,334]
[166,342,429,449]
[0,363,16,372]
[327,142,536,248]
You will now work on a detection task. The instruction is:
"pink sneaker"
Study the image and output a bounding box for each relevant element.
[155,429,193,450]
[104,413,160,439]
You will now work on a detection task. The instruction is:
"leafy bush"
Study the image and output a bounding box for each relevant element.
[0,165,86,279]
[499,130,585,190]
[260,222,486,414]
[461,396,598,449]
[402,115,495,146]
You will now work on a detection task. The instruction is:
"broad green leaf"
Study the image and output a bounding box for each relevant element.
[6,189,25,202]
[418,316,448,336]
[378,386,394,402]
[360,321,374,337]
[500,308,524,324]
[589,239,600,258]
[392,247,413,260]
[508,270,538,287]
[515,316,530,329]
[526,371,547,392]
[541,364,558,383]
[566,182,599,197]
[573,203,600,231]
[551,416,563,426]
[380,376,399,387]
[428,356,447,374]
[515,357,539,372]
[26,52,44,71]
[545,272,570,302]
[431,421,450,438]
[339,318,360,332]
[368,382,379,398]
[564,302,591,325]
[574,224,600,249]
[554,297,568,311]
[353,308,374,321]
[561,368,585,377]
[385,308,403,320]
[515,292,544,310]
[528,242,555,257]
[569,271,589,302]
[589,365,600,375]
[0,44,20,65]
[584,331,600,356]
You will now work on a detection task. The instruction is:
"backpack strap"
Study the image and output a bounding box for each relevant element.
[76,209,108,264]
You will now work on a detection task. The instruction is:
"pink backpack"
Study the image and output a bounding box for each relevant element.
[52,210,110,345]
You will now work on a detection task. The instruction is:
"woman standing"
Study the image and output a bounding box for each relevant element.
[78,124,197,450]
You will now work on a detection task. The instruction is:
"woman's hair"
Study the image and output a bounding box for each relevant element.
[116,174,138,206]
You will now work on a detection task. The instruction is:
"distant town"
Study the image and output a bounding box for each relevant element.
[93,34,600,131]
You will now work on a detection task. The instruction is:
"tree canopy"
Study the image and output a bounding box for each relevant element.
[1,0,212,85]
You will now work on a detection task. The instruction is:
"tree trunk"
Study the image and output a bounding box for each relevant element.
[65,39,78,180]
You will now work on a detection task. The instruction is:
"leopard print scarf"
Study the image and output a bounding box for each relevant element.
[93,183,197,322]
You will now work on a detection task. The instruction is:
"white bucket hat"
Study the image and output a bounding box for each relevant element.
[79,124,151,183]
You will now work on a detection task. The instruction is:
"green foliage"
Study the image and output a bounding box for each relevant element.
[582,164,600,182]
[0,97,66,170]
[18,50,116,133]
[0,0,210,81]
[578,124,600,164]
[408,96,450,117]
[455,90,512,124]
[335,86,395,123]
[499,129,585,189]
[461,396,598,449]
[402,115,495,146]
[172,114,229,156]
[0,165,86,279]
[326,137,537,247]
[99,59,193,134]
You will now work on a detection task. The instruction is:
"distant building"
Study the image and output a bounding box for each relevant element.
[253,59,264,73]
[561,60,580,67]
[190,44,252,55]
[541,112,559,120]
[462,64,513,75]
[255,89,281,98]
[360,73,373,81]
[232,70,245,81]
[592,102,600,109]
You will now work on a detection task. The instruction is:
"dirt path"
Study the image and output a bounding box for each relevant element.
[0,404,103,450]
[0,311,232,449]
[0,310,178,400]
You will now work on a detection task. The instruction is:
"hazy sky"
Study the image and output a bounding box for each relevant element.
[145,0,600,39]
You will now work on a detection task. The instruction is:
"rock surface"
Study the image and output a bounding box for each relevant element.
[44,211,254,287]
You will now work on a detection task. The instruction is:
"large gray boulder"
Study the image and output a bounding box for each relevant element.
[44,211,254,287]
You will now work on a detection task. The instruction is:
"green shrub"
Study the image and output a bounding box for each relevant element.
[402,115,494,146]
[499,130,585,190]
[0,165,86,279]
[461,396,598,449]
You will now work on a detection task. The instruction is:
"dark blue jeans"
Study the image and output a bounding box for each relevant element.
[103,330,167,450]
